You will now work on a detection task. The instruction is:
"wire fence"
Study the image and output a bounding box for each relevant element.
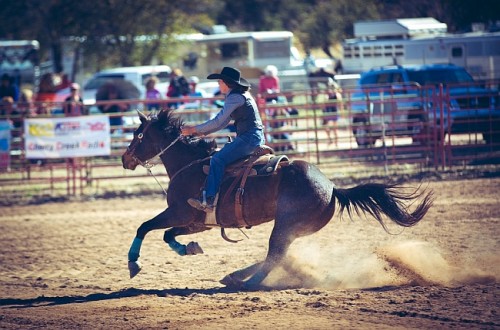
[1,83,499,203]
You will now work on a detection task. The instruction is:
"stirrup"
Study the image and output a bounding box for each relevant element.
[187,191,216,213]
[187,198,214,212]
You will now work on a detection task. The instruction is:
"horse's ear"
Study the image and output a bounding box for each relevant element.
[137,109,148,123]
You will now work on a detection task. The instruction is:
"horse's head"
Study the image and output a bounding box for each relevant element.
[122,109,181,170]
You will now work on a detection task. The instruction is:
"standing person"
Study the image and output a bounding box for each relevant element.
[57,73,72,91]
[303,50,316,75]
[63,83,84,116]
[183,76,210,122]
[145,77,162,110]
[269,106,294,152]
[166,68,190,109]
[187,76,203,98]
[181,67,265,212]
[18,89,36,117]
[258,65,280,102]
[0,74,18,102]
[99,85,127,133]
[323,78,343,145]
[184,76,209,109]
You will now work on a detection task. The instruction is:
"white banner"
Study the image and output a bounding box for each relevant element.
[0,120,12,169]
[24,116,111,158]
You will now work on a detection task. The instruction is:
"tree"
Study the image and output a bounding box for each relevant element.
[0,0,216,77]
[298,0,381,58]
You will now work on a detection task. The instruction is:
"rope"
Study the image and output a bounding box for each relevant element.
[147,168,168,198]
[138,136,181,198]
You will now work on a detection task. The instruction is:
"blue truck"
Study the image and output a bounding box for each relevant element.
[349,64,499,147]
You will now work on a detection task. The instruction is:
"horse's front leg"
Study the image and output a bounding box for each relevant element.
[163,226,209,256]
[128,207,196,278]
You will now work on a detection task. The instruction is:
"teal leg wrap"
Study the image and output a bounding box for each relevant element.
[128,237,143,261]
[168,240,186,256]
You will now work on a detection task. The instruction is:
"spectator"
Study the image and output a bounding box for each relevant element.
[166,68,190,109]
[18,89,36,117]
[303,50,316,75]
[184,76,209,107]
[145,76,162,110]
[183,76,210,122]
[0,74,18,102]
[99,85,127,133]
[269,105,294,152]
[63,83,84,116]
[259,65,280,103]
[323,78,343,145]
[0,96,14,118]
[0,96,22,137]
[334,59,343,75]
[57,73,72,91]
[187,76,203,97]
[308,67,335,102]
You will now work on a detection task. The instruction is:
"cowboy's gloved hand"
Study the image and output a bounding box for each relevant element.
[181,126,197,136]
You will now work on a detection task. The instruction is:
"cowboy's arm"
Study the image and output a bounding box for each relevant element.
[183,93,243,136]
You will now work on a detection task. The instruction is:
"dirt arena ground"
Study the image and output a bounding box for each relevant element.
[0,176,498,329]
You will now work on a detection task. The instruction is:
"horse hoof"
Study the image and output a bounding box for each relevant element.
[220,274,242,288]
[186,242,204,255]
[128,261,142,279]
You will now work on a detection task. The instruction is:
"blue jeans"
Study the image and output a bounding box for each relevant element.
[205,128,265,198]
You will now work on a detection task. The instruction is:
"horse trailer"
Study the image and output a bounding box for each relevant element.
[342,18,500,81]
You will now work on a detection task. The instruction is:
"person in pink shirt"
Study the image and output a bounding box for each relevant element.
[145,77,162,110]
[258,65,280,102]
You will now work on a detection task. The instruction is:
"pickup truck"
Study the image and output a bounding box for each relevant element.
[349,64,499,146]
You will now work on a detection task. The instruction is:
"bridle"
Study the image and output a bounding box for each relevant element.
[124,117,184,197]
[126,117,181,169]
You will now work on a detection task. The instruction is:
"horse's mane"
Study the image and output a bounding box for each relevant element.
[157,108,217,156]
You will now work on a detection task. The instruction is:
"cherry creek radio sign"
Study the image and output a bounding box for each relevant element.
[24,116,111,158]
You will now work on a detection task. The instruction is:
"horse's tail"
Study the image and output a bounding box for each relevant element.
[332,183,433,231]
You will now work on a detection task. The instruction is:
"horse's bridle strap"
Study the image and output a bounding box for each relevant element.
[168,156,211,184]
[132,136,181,169]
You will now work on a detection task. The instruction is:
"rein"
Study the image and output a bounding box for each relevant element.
[140,136,181,169]
[127,132,211,198]
[126,132,181,198]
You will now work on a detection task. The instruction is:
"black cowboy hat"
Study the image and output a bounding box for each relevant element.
[207,67,250,87]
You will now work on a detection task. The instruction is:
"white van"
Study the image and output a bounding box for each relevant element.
[82,65,172,105]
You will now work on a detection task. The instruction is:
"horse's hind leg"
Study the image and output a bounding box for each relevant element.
[241,226,296,290]
[220,262,264,286]
[163,226,208,256]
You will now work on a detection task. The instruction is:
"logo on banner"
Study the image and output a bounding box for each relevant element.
[87,121,107,132]
[55,121,81,135]
[28,122,54,137]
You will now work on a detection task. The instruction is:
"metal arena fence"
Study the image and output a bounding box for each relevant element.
[1,82,499,202]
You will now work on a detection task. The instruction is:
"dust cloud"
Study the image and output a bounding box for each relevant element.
[263,240,497,289]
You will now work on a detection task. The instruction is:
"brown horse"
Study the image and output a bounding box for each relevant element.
[121,108,433,290]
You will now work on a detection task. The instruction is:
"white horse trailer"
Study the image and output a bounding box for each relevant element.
[342,18,500,81]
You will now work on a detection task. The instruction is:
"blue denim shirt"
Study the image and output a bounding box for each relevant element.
[194,90,263,136]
